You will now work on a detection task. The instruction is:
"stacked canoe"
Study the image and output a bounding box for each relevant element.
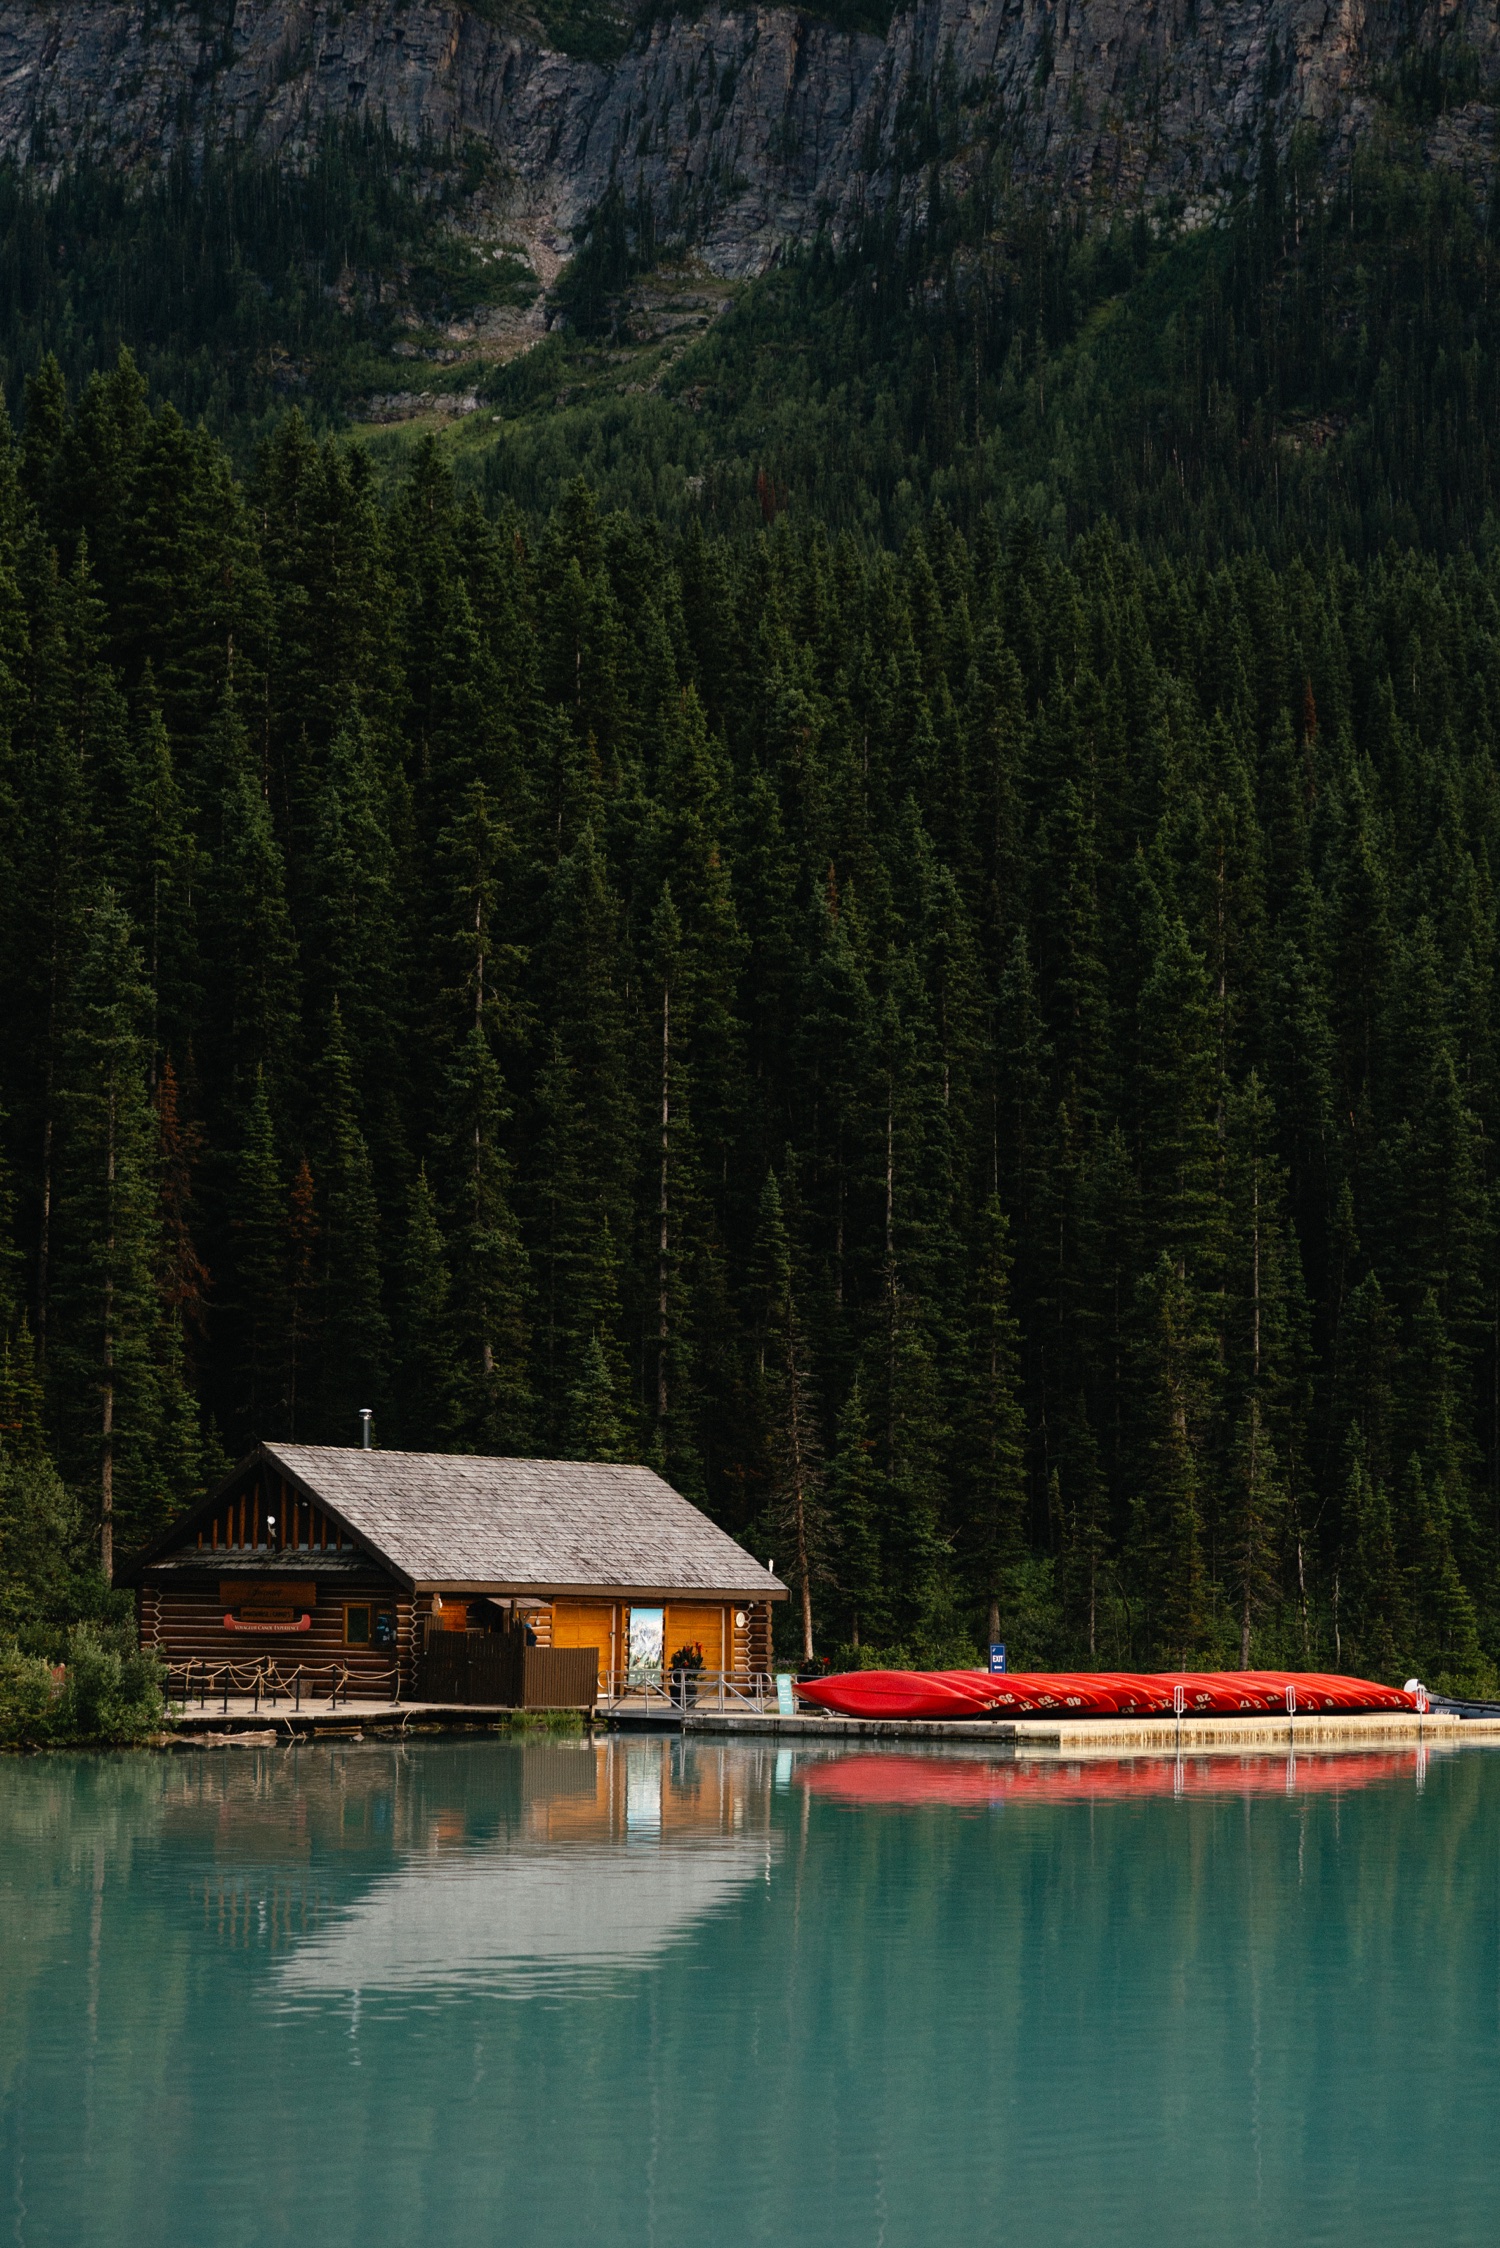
[794,1669,1421,1720]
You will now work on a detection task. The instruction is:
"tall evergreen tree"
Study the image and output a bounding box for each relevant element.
[954,1196,1028,1646]
[1132,1255,1210,1661]
[307,1000,389,1441]
[223,1071,289,1441]
[829,1373,884,1650]
[436,1028,531,1452]
[52,887,196,1575]
[391,1164,458,1451]
[753,1171,825,1661]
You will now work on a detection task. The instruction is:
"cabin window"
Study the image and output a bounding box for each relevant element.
[344,1604,372,1647]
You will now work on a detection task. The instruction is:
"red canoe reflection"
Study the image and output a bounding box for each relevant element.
[801,1750,1425,1808]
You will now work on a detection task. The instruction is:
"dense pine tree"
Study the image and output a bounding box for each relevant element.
[6,353,1500,1686]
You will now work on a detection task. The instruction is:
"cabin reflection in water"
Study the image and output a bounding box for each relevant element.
[169,1738,778,1987]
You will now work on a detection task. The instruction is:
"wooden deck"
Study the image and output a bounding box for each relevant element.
[167,1698,588,1739]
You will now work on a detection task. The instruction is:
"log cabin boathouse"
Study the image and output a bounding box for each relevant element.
[124,1442,786,1707]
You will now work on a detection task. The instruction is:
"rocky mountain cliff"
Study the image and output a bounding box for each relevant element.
[0,0,1493,276]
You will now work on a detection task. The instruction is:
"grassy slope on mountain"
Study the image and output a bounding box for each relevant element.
[448,126,1500,559]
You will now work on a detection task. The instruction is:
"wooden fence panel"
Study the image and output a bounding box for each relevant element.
[415,1633,521,1705]
[411,1637,598,1708]
[523,1647,597,1710]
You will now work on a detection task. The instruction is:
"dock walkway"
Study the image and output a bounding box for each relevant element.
[168,1697,548,1741]
[164,1700,1500,1752]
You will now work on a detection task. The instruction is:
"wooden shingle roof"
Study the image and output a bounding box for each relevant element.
[252,1443,785,1599]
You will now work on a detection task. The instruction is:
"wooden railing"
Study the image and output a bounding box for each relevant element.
[597,1668,776,1714]
[167,1657,401,1713]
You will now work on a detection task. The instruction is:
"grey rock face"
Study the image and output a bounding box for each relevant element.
[0,0,1488,274]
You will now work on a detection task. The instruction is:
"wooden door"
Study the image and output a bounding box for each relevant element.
[665,1605,724,1671]
[550,1602,617,1681]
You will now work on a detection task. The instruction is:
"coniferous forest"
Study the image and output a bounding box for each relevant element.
[3,98,1500,1689]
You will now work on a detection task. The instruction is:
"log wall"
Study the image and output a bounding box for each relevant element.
[140,1577,413,1691]
[140,1575,777,1697]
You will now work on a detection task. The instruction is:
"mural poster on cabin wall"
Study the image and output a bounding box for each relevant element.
[628,1607,664,1679]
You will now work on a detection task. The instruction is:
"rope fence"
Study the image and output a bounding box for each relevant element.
[167,1657,402,1714]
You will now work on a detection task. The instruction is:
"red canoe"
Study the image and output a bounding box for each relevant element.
[794,1668,1420,1720]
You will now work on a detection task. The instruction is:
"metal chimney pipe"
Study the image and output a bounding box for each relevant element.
[360,1408,372,1449]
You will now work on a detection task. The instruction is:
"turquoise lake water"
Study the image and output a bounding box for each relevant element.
[4,1733,1500,2246]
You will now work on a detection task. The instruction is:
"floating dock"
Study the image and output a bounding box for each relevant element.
[665,1708,1500,1752]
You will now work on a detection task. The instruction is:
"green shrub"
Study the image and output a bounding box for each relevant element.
[55,1624,166,1742]
[1432,1654,1500,1703]
[0,1643,59,1746]
[0,1623,166,1747]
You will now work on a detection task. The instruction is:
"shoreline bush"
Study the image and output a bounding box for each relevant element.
[0,1622,166,1749]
